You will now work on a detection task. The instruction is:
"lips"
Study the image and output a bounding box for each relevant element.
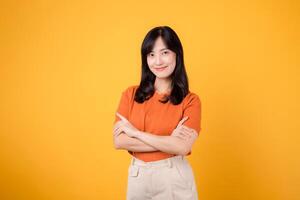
[154,66,168,71]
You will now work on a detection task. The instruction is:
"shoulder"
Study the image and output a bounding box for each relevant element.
[182,91,201,107]
[121,84,139,100]
[123,84,139,94]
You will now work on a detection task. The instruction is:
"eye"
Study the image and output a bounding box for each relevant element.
[163,51,169,55]
[148,53,154,57]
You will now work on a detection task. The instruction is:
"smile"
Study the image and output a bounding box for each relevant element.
[154,66,168,71]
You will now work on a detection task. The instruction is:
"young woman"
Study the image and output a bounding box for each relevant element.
[113,26,202,200]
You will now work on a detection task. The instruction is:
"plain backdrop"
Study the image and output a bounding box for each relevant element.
[0,0,299,199]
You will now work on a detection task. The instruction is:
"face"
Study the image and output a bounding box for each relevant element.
[147,36,176,79]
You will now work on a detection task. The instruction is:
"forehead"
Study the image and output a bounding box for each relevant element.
[152,37,167,51]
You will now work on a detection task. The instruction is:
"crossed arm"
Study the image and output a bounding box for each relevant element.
[114,131,197,156]
[114,133,158,152]
[113,114,198,156]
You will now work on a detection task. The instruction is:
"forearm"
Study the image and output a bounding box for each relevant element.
[134,131,187,155]
[114,133,159,152]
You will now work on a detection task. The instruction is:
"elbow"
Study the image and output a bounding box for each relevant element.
[113,141,120,150]
[113,137,122,150]
[113,133,129,150]
[114,143,120,150]
[178,145,190,156]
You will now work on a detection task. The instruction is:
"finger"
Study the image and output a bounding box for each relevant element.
[179,131,192,139]
[113,121,124,132]
[182,126,197,135]
[175,135,186,140]
[113,126,120,136]
[113,126,120,135]
[172,132,185,139]
[176,132,190,140]
[179,130,192,136]
[182,130,197,139]
[113,120,123,130]
[115,129,123,137]
[171,131,179,137]
[172,129,188,138]
[114,127,123,137]
[179,116,189,125]
[176,116,189,128]
[116,112,128,122]
[177,129,193,138]
[181,125,193,132]
[181,125,192,130]
[115,119,124,125]
[177,125,190,133]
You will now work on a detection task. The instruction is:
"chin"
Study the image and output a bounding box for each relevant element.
[155,73,172,79]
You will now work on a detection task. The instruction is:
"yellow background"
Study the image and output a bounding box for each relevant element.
[0,0,299,199]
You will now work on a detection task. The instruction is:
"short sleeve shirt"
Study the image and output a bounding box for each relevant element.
[114,85,202,162]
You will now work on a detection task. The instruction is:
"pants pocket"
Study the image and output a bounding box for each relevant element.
[173,159,194,189]
[128,165,139,177]
[171,159,198,199]
[126,165,143,200]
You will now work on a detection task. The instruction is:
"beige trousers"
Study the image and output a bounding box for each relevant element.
[126,155,198,200]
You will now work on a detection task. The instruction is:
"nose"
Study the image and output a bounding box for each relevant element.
[154,55,163,66]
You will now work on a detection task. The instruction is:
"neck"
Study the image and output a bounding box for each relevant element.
[154,77,172,93]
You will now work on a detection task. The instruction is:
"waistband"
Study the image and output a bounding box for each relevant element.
[130,155,185,168]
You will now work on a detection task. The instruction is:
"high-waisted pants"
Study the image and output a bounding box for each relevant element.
[126,155,198,200]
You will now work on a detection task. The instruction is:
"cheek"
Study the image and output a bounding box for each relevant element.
[147,58,154,67]
[165,57,176,68]
[164,54,176,64]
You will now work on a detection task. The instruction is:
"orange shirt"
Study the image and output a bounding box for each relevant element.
[114,85,202,162]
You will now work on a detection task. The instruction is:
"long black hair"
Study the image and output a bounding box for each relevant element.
[134,26,189,105]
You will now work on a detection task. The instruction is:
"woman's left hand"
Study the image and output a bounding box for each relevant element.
[114,113,140,138]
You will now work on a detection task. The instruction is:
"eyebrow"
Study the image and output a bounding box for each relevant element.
[150,48,169,53]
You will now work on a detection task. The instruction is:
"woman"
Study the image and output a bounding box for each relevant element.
[113,26,201,200]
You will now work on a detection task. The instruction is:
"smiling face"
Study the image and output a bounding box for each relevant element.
[147,36,177,79]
